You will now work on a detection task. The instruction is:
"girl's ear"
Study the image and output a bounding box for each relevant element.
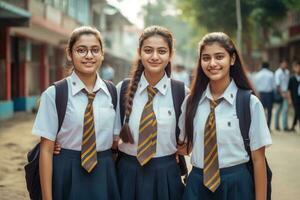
[66,48,72,62]
[231,53,236,66]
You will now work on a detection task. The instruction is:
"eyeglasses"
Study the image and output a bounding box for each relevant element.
[73,47,102,57]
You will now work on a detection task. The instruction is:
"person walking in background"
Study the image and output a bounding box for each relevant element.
[288,60,300,132]
[178,32,271,200]
[172,64,191,87]
[253,62,275,128]
[33,26,120,200]
[101,61,115,82]
[275,60,290,131]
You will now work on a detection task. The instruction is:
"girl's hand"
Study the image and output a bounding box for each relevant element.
[53,141,61,155]
[252,147,267,200]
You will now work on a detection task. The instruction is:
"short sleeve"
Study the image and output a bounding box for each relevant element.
[32,86,58,141]
[249,95,272,151]
[274,70,280,87]
[113,81,123,136]
[178,95,189,142]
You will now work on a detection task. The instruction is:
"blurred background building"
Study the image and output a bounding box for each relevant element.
[266,11,300,67]
[0,0,139,120]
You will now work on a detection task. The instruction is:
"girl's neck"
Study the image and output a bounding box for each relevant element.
[144,70,165,87]
[75,71,97,92]
[209,76,231,100]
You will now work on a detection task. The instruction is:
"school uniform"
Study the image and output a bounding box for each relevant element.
[253,68,275,128]
[32,72,120,200]
[114,73,188,200]
[274,68,290,130]
[179,80,272,200]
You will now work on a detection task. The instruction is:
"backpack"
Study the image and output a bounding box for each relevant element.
[24,79,117,200]
[236,89,272,200]
[119,79,188,178]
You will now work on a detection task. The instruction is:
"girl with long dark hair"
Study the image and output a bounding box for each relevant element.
[178,32,272,200]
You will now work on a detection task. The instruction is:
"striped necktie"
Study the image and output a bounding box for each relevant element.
[137,86,158,166]
[203,99,222,192]
[81,91,97,173]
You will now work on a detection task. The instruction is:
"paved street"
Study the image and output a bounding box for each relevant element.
[0,112,299,200]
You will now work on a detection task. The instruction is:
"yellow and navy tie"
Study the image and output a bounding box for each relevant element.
[203,99,222,192]
[137,86,158,166]
[81,91,97,173]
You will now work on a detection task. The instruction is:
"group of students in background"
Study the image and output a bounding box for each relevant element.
[32,25,272,200]
[252,59,300,132]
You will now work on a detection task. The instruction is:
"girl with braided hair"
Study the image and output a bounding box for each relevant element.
[113,25,188,200]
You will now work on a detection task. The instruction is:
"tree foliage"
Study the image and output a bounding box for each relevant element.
[178,0,291,38]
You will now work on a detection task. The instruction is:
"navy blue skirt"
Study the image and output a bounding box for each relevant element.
[183,163,254,200]
[117,152,184,200]
[52,149,120,200]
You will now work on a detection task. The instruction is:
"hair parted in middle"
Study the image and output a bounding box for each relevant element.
[119,25,174,143]
[184,32,255,153]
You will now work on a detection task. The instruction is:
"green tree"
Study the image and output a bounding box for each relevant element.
[177,0,291,66]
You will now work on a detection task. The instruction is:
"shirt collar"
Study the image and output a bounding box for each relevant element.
[138,72,169,96]
[199,79,238,105]
[69,71,110,96]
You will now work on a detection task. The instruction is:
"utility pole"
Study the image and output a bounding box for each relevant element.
[236,0,242,52]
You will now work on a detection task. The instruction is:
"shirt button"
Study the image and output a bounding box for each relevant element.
[163,84,166,89]
[230,94,233,98]
[72,82,76,86]
[168,110,172,116]
[228,121,231,127]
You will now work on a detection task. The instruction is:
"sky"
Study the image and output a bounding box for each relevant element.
[107,0,150,28]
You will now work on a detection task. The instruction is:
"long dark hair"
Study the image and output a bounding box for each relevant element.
[185,32,255,152]
[119,25,174,143]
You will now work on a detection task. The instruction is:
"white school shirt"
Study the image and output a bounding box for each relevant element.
[32,72,116,151]
[253,68,275,92]
[275,68,290,92]
[114,73,189,157]
[179,80,272,168]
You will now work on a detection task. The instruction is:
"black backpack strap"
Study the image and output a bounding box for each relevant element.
[237,89,272,200]
[170,79,188,178]
[103,80,117,110]
[236,89,252,155]
[170,79,185,140]
[53,79,68,134]
[120,79,131,126]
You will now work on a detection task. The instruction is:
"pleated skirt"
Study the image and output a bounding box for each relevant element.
[183,163,254,200]
[52,148,120,200]
[117,152,184,200]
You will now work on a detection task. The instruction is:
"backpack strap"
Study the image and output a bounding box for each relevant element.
[120,78,131,126]
[170,79,188,178]
[236,89,252,155]
[236,89,273,200]
[103,80,117,110]
[53,79,68,134]
[170,79,185,141]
